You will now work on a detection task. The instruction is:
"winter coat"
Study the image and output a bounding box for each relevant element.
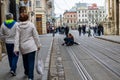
[0,20,18,43]
[14,21,41,54]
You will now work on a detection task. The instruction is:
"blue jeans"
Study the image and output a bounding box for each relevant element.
[22,51,36,79]
[6,43,19,73]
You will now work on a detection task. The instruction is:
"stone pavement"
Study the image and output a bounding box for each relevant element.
[48,33,120,80]
[95,35,120,44]
[0,34,53,80]
[0,33,120,80]
[48,35,65,80]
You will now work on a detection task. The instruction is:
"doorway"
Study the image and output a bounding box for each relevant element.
[36,14,42,35]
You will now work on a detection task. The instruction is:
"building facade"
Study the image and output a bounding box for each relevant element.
[0,0,10,60]
[104,0,120,35]
[0,0,9,25]
[35,0,54,34]
[77,3,106,27]
[55,17,61,28]
[76,3,88,26]
[63,11,77,29]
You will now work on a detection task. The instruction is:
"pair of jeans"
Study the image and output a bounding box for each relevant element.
[22,51,36,80]
[6,43,19,73]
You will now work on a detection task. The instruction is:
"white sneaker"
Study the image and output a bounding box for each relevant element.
[10,71,16,76]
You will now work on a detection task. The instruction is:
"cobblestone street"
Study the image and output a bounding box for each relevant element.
[49,31,120,80]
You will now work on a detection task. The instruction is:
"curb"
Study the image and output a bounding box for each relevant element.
[42,37,54,80]
[48,37,65,80]
[95,37,120,44]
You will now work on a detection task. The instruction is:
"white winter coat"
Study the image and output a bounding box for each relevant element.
[0,22,18,43]
[14,21,41,54]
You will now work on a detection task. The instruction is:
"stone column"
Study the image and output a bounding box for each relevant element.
[0,0,1,25]
[119,0,120,35]
[0,0,2,61]
[116,0,119,35]
[0,40,2,61]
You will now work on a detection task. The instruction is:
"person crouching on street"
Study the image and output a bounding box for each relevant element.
[62,33,79,46]
[0,13,19,76]
[14,13,41,80]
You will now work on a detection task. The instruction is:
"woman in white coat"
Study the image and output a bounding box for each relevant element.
[14,13,41,80]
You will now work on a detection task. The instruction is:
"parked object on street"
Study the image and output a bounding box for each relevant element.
[14,13,41,80]
[0,13,19,76]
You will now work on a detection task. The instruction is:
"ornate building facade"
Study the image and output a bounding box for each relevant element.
[104,0,120,35]
[35,0,54,34]
[76,3,106,27]
[63,11,77,29]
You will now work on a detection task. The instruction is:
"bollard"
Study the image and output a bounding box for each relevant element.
[0,40,2,61]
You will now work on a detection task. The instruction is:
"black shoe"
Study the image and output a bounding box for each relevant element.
[10,71,16,76]
[62,43,64,46]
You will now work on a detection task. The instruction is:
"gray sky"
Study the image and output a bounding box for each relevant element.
[54,0,105,17]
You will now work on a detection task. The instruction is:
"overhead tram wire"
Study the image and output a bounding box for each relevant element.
[54,1,67,11]
[64,0,71,9]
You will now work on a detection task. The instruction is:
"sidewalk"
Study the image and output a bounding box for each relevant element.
[95,35,120,44]
[0,34,53,80]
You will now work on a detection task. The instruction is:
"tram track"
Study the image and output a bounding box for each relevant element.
[58,36,93,80]
[78,37,120,64]
[89,38,120,55]
[58,35,120,79]
[76,37,120,78]
[66,47,93,80]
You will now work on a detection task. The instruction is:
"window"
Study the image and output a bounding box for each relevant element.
[36,0,41,8]
[74,21,76,23]
[82,14,84,17]
[67,20,69,23]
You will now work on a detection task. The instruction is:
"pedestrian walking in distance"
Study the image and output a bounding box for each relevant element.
[78,25,81,36]
[14,13,41,80]
[0,13,19,76]
[64,25,69,37]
